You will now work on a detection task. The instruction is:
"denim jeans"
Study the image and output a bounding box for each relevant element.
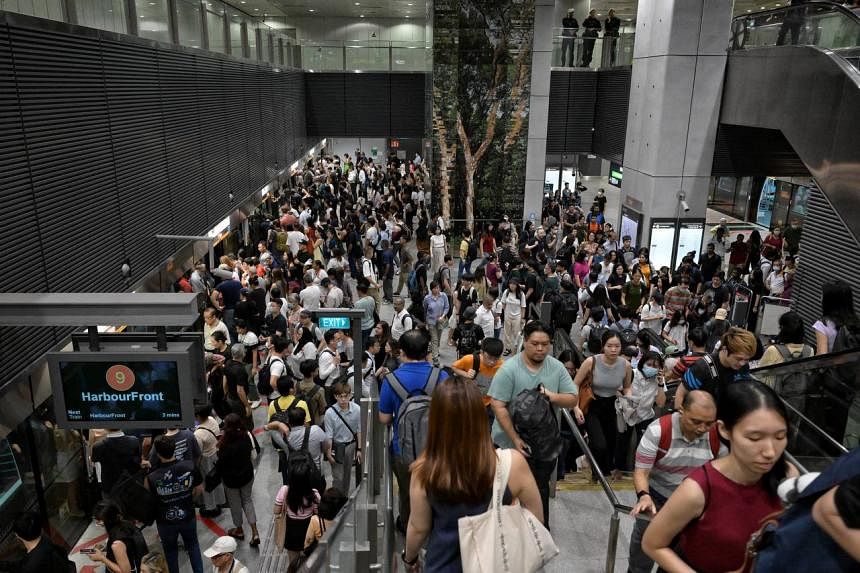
[157,518,204,573]
[628,490,667,573]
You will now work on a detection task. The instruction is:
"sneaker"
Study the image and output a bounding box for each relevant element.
[250,400,261,409]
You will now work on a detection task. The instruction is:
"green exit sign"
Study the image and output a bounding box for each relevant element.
[319,316,351,329]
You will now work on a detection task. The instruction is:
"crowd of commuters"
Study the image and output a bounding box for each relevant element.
[10,146,860,573]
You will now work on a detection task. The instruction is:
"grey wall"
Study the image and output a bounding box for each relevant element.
[305,72,426,137]
[0,12,308,391]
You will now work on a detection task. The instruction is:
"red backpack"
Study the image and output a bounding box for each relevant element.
[654,413,720,464]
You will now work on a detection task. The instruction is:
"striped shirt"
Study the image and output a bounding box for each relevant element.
[634,412,727,499]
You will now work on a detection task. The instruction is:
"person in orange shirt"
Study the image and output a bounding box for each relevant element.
[450,337,505,427]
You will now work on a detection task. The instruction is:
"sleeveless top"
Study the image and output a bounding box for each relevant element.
[425,487,513,573]
[592,354,627,398]
[678,462,782,573]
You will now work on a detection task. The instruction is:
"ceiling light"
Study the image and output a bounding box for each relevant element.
[405,15,409,18]
[148,2,155,5]
[240,1,245,3]
[760,5,766,8]
[355,1,360,4]
[360,14,364,17]
[308,8,315,11]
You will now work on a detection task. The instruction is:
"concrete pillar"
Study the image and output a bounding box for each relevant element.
[523,1,591,224]
[621,1,733,242]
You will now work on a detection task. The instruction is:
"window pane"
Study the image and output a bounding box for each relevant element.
[75,0,127,33]
[229,12,242,56]
[246,21,258,59]
[136,0,170,43]
[175,0,202,48]
[1,0,64,22]
[206,10,225,53]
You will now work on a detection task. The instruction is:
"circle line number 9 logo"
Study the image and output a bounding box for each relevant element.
[106,365,135,392]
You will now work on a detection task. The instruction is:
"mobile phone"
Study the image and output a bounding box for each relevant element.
[80,548,97,555]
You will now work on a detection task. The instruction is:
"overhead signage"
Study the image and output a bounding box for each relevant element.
[49,350,195,429]
[389,138,401,149]
[319,316,351,330]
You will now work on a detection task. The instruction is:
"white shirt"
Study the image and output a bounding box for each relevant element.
[501,290,526,319]
[319,347,340,384]
[300,284,322,310]
[326,286,344,308]
[475,304,495,338]
[430,234,446,250]
[327,257,346,271]
[287,231,308,256]
[203,320,230,351]
[365,227,379,250]
[210,558,250,573]
[391,309,414,341]
[362,258,378,285]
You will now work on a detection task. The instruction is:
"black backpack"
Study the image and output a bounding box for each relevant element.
[557,292,579,327]
[618,326,638,348]
[456,323,482,356]
[510,385,562,462]
[258,356,288,397]
[270,396,307,426]
[467,238,479,261]
[587,324,610,355]
[283,426,325,491]
[295,384,323,419]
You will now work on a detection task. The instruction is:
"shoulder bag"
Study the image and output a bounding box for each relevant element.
[578,357,597,415]
[458,449,559,573]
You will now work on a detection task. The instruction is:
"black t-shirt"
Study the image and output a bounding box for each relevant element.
[149,429,200,469]
[456,286,478,316]
[705,283,731,308]
[146,459,202,524]
[91,435,141,493]
[19,536,73,573]
[682,352,751,404]
[835,473,860,528]
[224,360,249,401]
[699,254,722,281]
[268,313,288,337]
[215,279,242,309]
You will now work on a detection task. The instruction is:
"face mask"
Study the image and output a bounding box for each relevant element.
[698,309,706,315]
[642,366,659,378]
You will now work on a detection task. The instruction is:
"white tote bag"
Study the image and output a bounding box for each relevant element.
[458,449,560,573]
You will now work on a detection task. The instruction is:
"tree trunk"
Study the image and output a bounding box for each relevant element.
[465,161,476,231]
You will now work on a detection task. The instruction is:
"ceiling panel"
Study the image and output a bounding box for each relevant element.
[270,0,428,19]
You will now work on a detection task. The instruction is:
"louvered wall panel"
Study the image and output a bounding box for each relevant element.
[305,73,346,135]
[546,71,571,154]
[345,73,390,136]
[389,73,424,136]
[593,68,631,163]
[0,23,44,294]
[156,49,208,236]
[281,70,295,163]
[222,60,250,201]
[10,26,125,293]
[195,55,232,225]
[565,71,597,152]
[259,66,278,179]
[293,70,308,153]
[0,24,55,389]
[102,38,173,272]
[791,186,860,345]
[245,65,266,185]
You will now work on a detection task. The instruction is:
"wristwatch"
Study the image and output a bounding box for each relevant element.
[636,490,650,499]
[401,550,418,566]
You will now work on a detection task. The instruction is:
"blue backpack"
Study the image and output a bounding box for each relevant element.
[408,263,425,294]
[753,448,860,573]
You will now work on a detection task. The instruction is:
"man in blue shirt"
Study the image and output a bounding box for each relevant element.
[422,281,450,367]
[378,329,448,532]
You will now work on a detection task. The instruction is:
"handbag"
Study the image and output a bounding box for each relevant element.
[578,358,597,415]
[329,406,358,466]
[458,449,559,573]
[273,511,287,552]
[205,465,222,493]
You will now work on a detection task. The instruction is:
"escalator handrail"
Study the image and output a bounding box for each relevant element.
[749,346,860,378]
[732,1,860,27]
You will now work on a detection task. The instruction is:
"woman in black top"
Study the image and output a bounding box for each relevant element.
[90,500,142,573]
[216,414,260,545]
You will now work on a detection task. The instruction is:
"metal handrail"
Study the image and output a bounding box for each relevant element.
[732,0,860,24]
[779,398,851,455]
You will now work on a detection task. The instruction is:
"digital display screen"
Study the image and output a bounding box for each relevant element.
[319,316,351,329]
[675,222,704,267]
[59,360,182,424]
[609,162,623,187]
[649,222,677,270]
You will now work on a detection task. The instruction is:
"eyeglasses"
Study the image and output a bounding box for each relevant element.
[336,393,353,399]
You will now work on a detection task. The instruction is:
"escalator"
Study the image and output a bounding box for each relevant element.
[749,347,859,471]
[720,1,860,243]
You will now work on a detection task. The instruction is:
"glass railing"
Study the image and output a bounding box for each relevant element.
[300,40,432,72]
[551,27,635,69]
[731,1,860,69]
[750,348,859,466]
[260,370,393,572]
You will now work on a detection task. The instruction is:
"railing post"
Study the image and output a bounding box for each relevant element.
[605,511,621,573]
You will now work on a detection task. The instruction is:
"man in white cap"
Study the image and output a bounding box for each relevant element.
[203,536,250,573]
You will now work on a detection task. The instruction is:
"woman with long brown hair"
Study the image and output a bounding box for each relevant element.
[402,378,542,572]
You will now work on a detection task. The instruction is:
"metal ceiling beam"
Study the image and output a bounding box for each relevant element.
[0,293,202,327]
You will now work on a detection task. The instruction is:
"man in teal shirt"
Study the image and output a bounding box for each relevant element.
[488,321,578,527]
[353,280,377,346]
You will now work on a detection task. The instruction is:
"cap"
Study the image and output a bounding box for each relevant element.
[720,217,727,223]
[715,308,728,320]
[503,214,510,221]
[567,7,575,13]
[463,307,477,320]
[240,287,249,295]
[203,536,237,558]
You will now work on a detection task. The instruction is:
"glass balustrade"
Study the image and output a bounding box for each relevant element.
[551,27,635,69]
[731,1,860,69]
[300,40,432,72]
